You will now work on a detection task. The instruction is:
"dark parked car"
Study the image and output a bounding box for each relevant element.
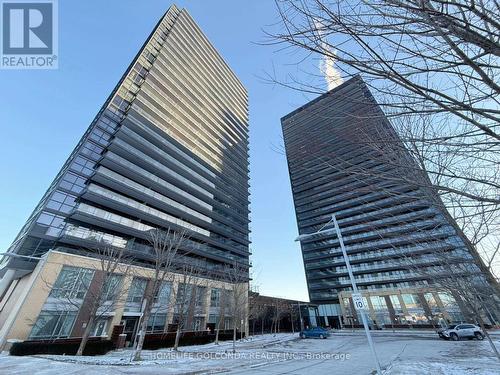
[438,324,484,341]
[299,327,330,339]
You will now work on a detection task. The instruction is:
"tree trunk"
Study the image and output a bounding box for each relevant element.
[76,285,103,356]
[133,299,151,361]
[476,313,500,360]
[232,325,236,353]
[174,327,182,351]
[75,316,95,356]
[215,315,222,344]
[261,317,264,335]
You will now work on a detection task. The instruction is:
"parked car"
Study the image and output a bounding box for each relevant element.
[438,324,485,341]
[437,324,457,339]
[299,327,330,339]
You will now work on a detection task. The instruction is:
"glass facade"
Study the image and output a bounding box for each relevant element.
[1,5,250,281]
[282,76,493,314]
[339,289,466,327]
[49,266,94,300]
[29,311,77,339]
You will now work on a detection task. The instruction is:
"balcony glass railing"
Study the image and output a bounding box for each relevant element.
[119,126,216,189]
[101,155,211,210]
[112,138,214,199]
[63,223,249,264]
[94,168,212,222]
[302,220,451,250]
[298,190,419,221]
[301,201,433,232]
[77,200,247,251]
[304,234,461,269]
[86,184,210,236]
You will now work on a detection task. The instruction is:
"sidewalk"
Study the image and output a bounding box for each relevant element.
[332,328,500,338]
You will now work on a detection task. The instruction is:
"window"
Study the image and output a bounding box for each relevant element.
[389,295,404,316]
[147,313,167,332]
[437,293,457,308]
[127,278,147,303]
[50,266,94,299]
[46,191,77,214]
[102,275,122,301]
[33,211,66,237]
[210,288,221,308]
[402,294,419,309]
[133,62,148,79]
[29,311,77,339]
[370,296,387,310]
[193,317,204,331]
[96,116,118,133]
[154,281,172,304]
[93,319,108,336]
[195,286,206,308]
[80,140,104,161]
[70,156,95,176]
[145,51,155,64]
[89,128,112,146]
[59,172,86,193]
[176,283,193,306]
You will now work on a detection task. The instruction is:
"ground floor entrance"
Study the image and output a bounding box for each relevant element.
[121,316,139,347]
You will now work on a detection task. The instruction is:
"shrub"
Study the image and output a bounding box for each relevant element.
[10,338,114,356]
[143,330,245,350]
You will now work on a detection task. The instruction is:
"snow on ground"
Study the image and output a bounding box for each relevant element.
[388,359,499,375]
[0,333,298,374]
[1,331,499,374]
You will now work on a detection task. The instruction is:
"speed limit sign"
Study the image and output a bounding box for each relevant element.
[352,292,368,311]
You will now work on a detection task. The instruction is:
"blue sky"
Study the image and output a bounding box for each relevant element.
[0,1,328,301]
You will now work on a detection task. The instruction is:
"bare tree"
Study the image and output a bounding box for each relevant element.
[269,0,500,272]
[398,245,500,360]
[132,228,189,361]
[270,0,500,145]
[172,262,207,351]
[270,298,290,333]
[210,280,229,345]
[38,243,134,356]
[74,244,133,356]
[248,292,267,336]
[223,261,249,353]
[289,303,298,333]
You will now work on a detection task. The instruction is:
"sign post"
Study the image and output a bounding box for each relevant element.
[332,215,382,375]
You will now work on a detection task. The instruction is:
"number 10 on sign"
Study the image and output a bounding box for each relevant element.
[352,292,368,311]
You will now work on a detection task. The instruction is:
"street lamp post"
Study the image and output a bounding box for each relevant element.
[296,214,382,375]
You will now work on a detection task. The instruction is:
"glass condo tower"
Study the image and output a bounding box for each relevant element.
[282,76,498,327]
[0,5,250,286]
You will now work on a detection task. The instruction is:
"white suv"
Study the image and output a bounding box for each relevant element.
[439,324,485,341]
